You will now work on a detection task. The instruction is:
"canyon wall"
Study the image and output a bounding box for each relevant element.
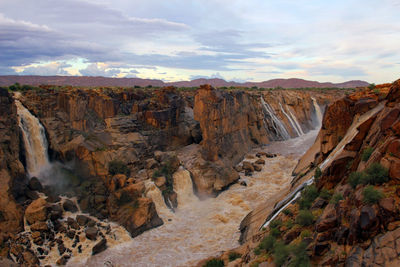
[231,80,400,267]
[0,89,25,255]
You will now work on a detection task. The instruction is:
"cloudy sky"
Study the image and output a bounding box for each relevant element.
[1,0,399,83]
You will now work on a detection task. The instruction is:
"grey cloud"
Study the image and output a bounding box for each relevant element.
[18,62,72,76]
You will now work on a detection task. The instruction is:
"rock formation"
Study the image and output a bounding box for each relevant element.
[224,80,400,267]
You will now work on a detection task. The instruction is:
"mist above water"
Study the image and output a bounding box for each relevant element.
[76,127,320,267]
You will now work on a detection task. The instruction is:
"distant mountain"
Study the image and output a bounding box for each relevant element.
[0,75,369,88]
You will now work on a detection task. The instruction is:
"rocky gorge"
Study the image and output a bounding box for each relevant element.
[209,80,400,267]
[0,83,347,266]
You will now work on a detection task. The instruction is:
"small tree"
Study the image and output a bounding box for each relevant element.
[296,210,314,226]
[363,186,384,204]
[361,147,374,162]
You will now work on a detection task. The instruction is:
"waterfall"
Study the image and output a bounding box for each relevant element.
[279,103,303,137]
[261,102,386,230]
[145,180,171,218]
[16,100,51,178]
[173,168,198,206]
[312,97,323,125]
[260,97,290,140]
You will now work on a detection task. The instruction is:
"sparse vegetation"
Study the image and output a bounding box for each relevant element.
[228,252,241,262]
[298,185,319,210]
[368,83,376,90]
[296,210,314,226]
[319,188,332,200]
[314,167,322,180]
[348,163,389,188]
[203,258,224,267]
[259,234,275,252]
[283,208,293,216]
[330,193,343,204]
[300,229,311,239]
[288,241,311,267]
[273,241,290,267]
[361,146,374,162]
[363,186,384,204]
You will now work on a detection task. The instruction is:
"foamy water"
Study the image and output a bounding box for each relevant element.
[73,129,319,267]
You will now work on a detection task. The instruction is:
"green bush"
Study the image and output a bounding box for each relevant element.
[108,160,130,176]
[300,229,311,239]
[330,193,343,204]
[273,241,290,267]
[319,188,332,200]
[363,186,384,204]
[348,171,366,189]
[298,185,319,210]
[283,209,293,216]
[288,241,311,267]
[228,252,241,262]
[314,167,322,180]
[361,147,374,162]
[254,247,261,255]
[204,258,224,267]
[296,210,314,226]
[285,219,294,229]
[348,163,389,188]
[269,219,282,229]
[259,234,275,252]
[270,227,281,237]
[364,163,389,184]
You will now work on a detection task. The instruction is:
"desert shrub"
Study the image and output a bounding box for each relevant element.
[270,219,282,229]
[319,188,332,200]
[368,83,376,90]
[270,227,281,237]
[228,252,241,262]
[298,185,319,210]
[300,229,312,239]
[348,171,366,189]
[364,163,389,184]
[363,186,384,204]
[296,210,314,226]
[254,247,261,255]
[330,193,343,204]
[314,167,322,180]
[285,219,294,229]
[361,147,374,162]
[283,208,293,216]
[273,241,290,267]
[288,241,311,267]
[204,258,224,267]
[259,234,275,252]
[108,160,130,176]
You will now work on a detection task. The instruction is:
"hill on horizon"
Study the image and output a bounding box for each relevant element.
[0,75,370,89]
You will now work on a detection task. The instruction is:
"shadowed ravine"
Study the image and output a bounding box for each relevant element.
[74,128,320,267]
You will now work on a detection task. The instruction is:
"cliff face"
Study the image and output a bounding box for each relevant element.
[0,89,25,254]
[232,81,400,267]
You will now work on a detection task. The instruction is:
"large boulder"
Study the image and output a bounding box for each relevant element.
[25,198,47,225]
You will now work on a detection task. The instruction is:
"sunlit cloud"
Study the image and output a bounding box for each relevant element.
[0,0,399,83]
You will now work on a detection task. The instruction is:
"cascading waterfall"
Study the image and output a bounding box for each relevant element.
[312,97,323,126]
[261,102,385,229]
[16,100,51,177]
[287,106,304,135]
[173,168,198,206]
[279,103,303,137]
[260,97,290,140]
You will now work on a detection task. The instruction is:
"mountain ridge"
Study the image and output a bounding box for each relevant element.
[0,75,369,88]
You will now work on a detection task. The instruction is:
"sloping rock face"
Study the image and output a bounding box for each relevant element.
[231,81,400,267]
[0,89,25,256]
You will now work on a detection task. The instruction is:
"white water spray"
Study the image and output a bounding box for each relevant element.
[279,103,303,136]
[16,100,51,177]
[312,97,323,126]
[260,97,290,140]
